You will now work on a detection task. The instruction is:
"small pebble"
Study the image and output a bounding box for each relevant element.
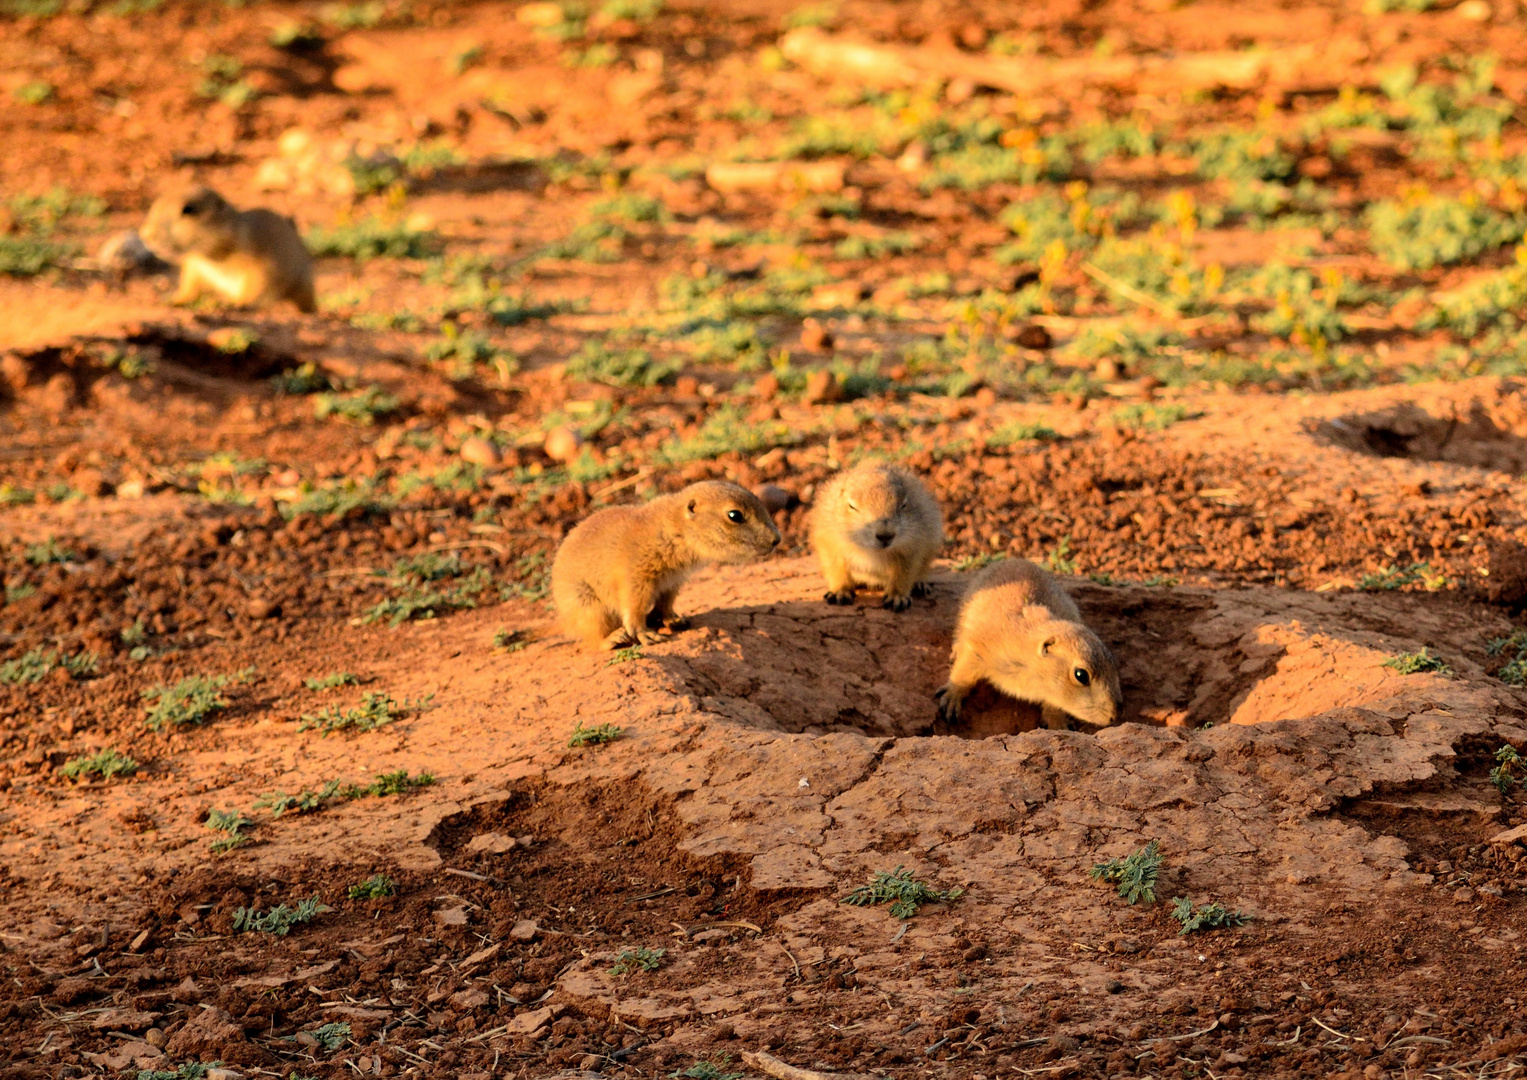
[800,318,834,352]
[803,368,840,404]
[246,597,278,619]
[543,425,583,464]
[1105,979,1125,994]
[459,436,500,467]
[1014,323,1053,349]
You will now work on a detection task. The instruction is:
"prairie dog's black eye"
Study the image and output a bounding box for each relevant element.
[1073,667,1091,687]
[726,509,745,523]
[181,203,200,216]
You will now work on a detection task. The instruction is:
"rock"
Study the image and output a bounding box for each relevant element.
[516,1,565,25]
[1014,323,1053,349]
[543,425,583,464]
[449,988,490,1010]
[1453,887,1476,904]
[1042,1034,1081,1061]
[1095,358,1123,381]
[206,1070,245,1080]
[753,484,795,515]
[466,832,516,854]
[802,369,841,405]
[92,1007,162,1030]
[1491,823,1527,846]
[692,928,730,944]
[51,977,96,1004]
[144,1027,167,1048]
[165,1006,243,1056]
[1456,0,1492,19]
[459,436,501,467]
[810,281,866,309]
[799,318,835,353]
[507,1003,560,1035]
[246,597,279,619]
[435,905,469,927]
[97,230,164,274]
[509,919,539,942]
[1105,980,1125,994]
[752,373,780,400]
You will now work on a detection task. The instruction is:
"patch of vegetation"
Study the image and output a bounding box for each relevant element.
[15,79,53,105]
[569,721,622,747]
[133,1064,213,1080]
[1044,536,1078,575]
[310,1020,352,1052]
[143,675,230,731]
[669,1062,744,1080]
[61,747,137,782]
[1358,562,1445,591]
[565,340,680,387]
[1384,647,1454,676]
[1109,403,1194,432]
[950,552,1004,573]
[298,691,406,735]
[280,479,394,519]
[610,946,667,975]
[25,538,75,564]
[1491,744,1526,793]
[1488,628,1527,685]
[313,385,399,425]
[306,217,442,260]
[349,768,436,797]
[347,873,397,900]
[1367,193,1524,271]
[254,780,344,817]
[305,671,359,691]
[655,405,804,466]
[424,321,516,381]
[840,865,964,919]
[364,554,490,627]
[493,627,528,651]
[271,362,333,395]
[1089,840,1163,905]
[1171,896,1249,935]
[984,420,1059,448]
[0,647,96,684]
[606,647,644,666]
[206,808,253,854]
[233,896,330,935]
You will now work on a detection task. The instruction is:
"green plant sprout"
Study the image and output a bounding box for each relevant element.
[840,866,964,919]
[1090,841,1164,905]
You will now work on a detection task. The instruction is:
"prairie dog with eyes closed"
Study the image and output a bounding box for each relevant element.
[809,460,943,611]
[935,558,1122,729]
[552,480,781,650]
[140,185,316,312]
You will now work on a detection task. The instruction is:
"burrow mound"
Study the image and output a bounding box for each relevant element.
[639,566,1516,740]
[1313,387,1527,472]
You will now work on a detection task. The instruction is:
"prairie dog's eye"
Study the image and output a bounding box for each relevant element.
[726,509,745,523]
[181,202,200,216]
[1073,667,1091,687]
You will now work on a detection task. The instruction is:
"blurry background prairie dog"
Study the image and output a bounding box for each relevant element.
[140,186,315,312]
[809,460,943,611]
[935,558,1122,729]
[553,480,781,650]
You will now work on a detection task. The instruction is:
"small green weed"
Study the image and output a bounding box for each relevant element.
[364,554,490,626]
[0,648,95,684]
[233,896,330,935]
[207,808,253,854]
[1368,193,1523,271]
[298,691,405,735]
[610,946,667,975]
[1358,562,1446,591]
[306,217,441,260]
[280,479,394,519]
[305,671,359,691]
[313,385,399,425]
[61,748,137,782]
[311,1020,352,1051]
[25,538,75,564]
[569,721,622,747]
[424,321,515,380]
[1488,628,1527,685]
[1171,896,1249,935]
[133,1064,213,1080]
[654,405,803,466]
[606,647,644,666]
[493,627,528,651]
[1110,403,1194,432]
[143,675,230,731]
[566,340,680,387]
[272,362,332,395]
[840,865,964,919]
[254,780,344,817]
[1491,744,1526,793]
[15,80,54,105]
[348,873,397,900]
[1384,647,1454,676]
[669,1062,744,1080]
[349,769,436,797]
[1046,536,1077,575]
[951,551,1004,573]
[985,420,1058,448]
[1143,574,1180,588]
[1089,840,1164,905]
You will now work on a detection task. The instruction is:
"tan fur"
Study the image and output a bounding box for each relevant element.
[552,480,781,650]
[935,558,1123,729]
[809,460,943,611]
[140,186,316,313]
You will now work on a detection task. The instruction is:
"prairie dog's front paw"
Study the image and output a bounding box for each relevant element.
[823,590,856,606]
[933,684,963,723]
[882,594,912,612]
[910,580,934,599]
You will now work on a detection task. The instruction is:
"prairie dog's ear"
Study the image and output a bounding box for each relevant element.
[686,498,698,516]
[1038,636,1057,657]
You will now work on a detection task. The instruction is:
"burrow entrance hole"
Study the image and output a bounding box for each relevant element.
[1314,399,1527,472]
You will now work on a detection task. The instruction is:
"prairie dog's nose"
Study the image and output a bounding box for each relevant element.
[875,529,895,547]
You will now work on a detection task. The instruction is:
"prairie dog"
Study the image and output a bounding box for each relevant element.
[552,480,781,650]
[140,186,316,313]
[935,558,1122,729]
[810,460,943,611]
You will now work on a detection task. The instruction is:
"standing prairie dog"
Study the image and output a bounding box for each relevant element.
[553,480,781,650]
[935,558,1122,729]
[810,460,943,611]
[139,186,316,313]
